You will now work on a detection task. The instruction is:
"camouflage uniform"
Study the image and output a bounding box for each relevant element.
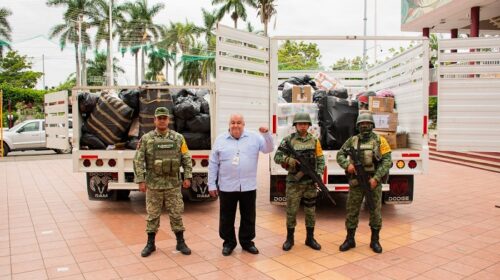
[133,107,193,257]
[336,111,392,253]
[274,133,325,228]
[274,113,325,251]
[134,129,192,233]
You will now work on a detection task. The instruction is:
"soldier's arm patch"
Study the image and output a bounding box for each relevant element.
[379,136,392,155]
[180,137,189,154]
[315,139,324,157]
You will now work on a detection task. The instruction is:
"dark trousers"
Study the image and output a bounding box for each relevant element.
[219,190,256,249]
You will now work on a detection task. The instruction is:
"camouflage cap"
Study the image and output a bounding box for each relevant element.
[154,107,170,117]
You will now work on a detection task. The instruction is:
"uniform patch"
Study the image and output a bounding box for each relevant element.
[156,143,174,149]
[379,136,392,155]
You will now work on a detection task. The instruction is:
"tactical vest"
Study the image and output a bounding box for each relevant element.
[146,131,182,178]
[350,134,382,173]
[288,133,317,180]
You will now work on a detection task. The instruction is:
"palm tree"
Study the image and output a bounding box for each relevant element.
[121,0,164,85]
[177,41,204,85]
[88,0,125,85]
[256,0,276,36]
[145,47,167,81]
[0,7,12,58]
[212,0,256,29]
[201,8,217,45]
[160,21,202,85]
[245,22,263,35]
[86,51,124,85]
[47,0,94,86]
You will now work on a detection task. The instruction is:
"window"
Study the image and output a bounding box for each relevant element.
[20,122,39,132]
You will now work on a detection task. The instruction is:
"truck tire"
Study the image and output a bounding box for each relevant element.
[2,143,9,157]
[115,190,130,201]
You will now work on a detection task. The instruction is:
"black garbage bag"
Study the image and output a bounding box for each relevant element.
[175,117,188,132]
[182,132,211,150]
[278,75,317,90]
[176,88,196,98]
[313,90,328,103]
[78,92,99,114]
[126,137,140,150]
[119,89,140,115]
[318,96,359,150]
[329,88,348,99]
[186,114,210,133]
[282,87,292,103]
[174,96,201,120]
[80,132,107,150]
[86,93,134,146]
[198,97,210,114]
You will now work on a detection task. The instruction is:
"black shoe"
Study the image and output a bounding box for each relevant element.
[242,245,259,254]
[370,228,383,254]
[222,246,234,256]
[174,231,191,255]
[339,228,356,252]
[282,228,295,251]
[305,227,321,250]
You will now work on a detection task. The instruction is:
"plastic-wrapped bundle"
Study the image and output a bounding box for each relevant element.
[183,132,211,150]
[85,93,134,145]
[318,96,359,150]
[186,114,210,133]
[78,92,99,114]
[139,88,175,136]
[174,96,201,120]
[119,89,141,116]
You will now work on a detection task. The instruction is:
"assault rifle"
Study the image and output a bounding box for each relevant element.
[345,146,375,211]
[277,142,336,206]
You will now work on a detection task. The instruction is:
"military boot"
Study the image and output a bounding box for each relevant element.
[370,228,382,253]
[282,228,295,251]
[175,231,191,255]
[141,232,156,257]
[305,227,321,250]
[339,228,356,252]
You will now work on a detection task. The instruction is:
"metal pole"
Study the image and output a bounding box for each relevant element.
[374,0,377,63]
[108,0,114,86]
[362,0,367,70]
[42,54,46,89]
[78,14,83,86]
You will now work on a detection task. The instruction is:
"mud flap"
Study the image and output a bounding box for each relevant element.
[383,175,414,204]
[270,175,287,205]
[181,173,216,202]
[87,172,114,200]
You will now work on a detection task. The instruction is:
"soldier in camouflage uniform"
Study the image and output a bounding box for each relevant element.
[274,112,325,251]
[336,111,392,253]
[133,107,193,257]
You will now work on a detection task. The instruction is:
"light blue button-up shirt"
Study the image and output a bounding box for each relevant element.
[208,130,274,192]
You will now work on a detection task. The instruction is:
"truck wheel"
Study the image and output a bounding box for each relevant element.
[115,190,130,200]
[2,143,9,156]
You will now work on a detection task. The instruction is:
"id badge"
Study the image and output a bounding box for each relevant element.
[232,155,240,166]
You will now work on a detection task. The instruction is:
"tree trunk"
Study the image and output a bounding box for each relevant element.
[81,48,87,86]
[75,43,81,86]
[234,19,237,29]
[135,52,139,85]
[106,40,111,86]
[173,55,177,85]
[141,47,145,83]
[264,21,268,37]
[165,61,169,84]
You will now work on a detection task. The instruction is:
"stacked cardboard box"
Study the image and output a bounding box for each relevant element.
[369,96,398,149]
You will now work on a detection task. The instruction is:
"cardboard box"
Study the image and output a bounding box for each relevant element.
[292,85,312,103]
[369,97,394,113]
[397,133,408,149]
[374,131,397,150]
[372,112,398,132]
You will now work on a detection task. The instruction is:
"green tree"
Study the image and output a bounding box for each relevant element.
[145,47,167,81]
[121,0,164,85]
[212,0,256,29]
[256,0,276,36]
[88,0,126,85]
[277,40,321,70]
[47,0,94,86]
[86,51,124,85]
[0,7,12,58]
[330,56,364,70]
[178,41,204,85]
[160,21,203,85]
[201,8,217,45]
[0,50,43,88]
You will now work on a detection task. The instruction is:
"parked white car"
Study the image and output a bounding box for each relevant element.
[1,119,72,156]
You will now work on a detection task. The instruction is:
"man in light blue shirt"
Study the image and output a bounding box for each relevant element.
[208,114,274,256]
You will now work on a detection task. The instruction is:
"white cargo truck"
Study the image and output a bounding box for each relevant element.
[214,25,430,205]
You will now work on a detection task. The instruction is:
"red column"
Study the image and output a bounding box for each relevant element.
[470,6,479,37]
[423,27,430,38]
